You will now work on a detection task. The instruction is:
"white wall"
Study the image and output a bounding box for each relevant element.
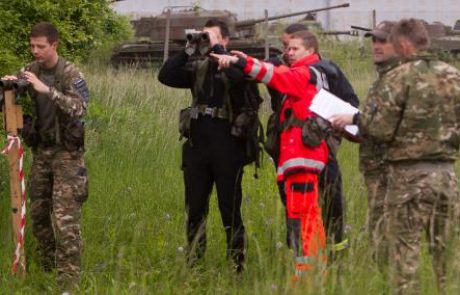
[112,0,460,30]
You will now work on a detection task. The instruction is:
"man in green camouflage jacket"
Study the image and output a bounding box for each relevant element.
[330,20,399,269]
[359,21,400,269]
[3,22,89,292]
[334,18,460,294]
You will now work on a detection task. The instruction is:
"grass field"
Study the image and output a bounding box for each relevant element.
[1,40,460,294]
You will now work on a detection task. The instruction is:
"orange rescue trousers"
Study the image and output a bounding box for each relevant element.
[284,172,327,275]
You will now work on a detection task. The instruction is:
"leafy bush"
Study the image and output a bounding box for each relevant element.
[0,0,132,74]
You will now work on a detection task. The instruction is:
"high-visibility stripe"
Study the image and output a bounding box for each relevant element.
[260,63,274,84]
[277,157,325,175]
[248,59,262,77]
[295,255,316,264]
[248,59,274,84]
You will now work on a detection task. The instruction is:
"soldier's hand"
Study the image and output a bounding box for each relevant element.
[203,28,220,47]
[23,71,50,94]
[210,53,238,70]
[330,114,354,129]
[1,75,18,80]
[229,50,247,59]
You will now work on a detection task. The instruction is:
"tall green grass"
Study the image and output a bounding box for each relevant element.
[1,40,460,294]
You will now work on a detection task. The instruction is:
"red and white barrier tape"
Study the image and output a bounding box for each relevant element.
[2,135,26,273]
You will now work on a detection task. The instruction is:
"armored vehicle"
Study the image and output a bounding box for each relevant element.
[351,20,460,56]
[423,20,460,55]
[111,3,350,65]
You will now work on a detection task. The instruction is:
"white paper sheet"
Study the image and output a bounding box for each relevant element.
[309,88,359,136]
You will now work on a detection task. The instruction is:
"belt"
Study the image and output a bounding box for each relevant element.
[191,104,229,120]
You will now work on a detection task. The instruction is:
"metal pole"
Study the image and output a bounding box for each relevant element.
[325,0,331,30]
[264,9,269,60]
[372,9,376,28]
[163,8,171,63]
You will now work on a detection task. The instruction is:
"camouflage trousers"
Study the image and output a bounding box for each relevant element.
[385,161,458,295]
[363,168,389,268]
[29,146,88,290]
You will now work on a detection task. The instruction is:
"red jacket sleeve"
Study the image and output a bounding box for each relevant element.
[243,56,313,101]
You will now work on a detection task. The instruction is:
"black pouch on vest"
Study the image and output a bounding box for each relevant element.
[301,117,325,147]
[232,110,264,166]
[21,114,39,147]
[179,107,196,139]
[231,111,256,140]
[62,120,85,151]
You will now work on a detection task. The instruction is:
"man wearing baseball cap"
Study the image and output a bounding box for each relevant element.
[330,20,399,270]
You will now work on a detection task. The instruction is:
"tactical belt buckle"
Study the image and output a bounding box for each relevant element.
[204,107,216,117]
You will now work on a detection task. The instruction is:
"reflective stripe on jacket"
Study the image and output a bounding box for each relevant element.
[242,54,329,180]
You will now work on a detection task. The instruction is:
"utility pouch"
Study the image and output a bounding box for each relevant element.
[231,111,256,140]
[301,117,325,147]
[231,110,264,167]
[62,120,85,151]
[21,114,39,147]
[179,107,197,139]
[264,112,280,162]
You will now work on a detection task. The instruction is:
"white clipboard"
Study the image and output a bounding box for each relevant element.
[309,88,359,136]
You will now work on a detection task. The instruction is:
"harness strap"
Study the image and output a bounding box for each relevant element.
[191,58,232,122]
[280,114,304,130]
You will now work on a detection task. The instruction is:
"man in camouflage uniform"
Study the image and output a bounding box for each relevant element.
[334,19,460,294]
[359,21,399,267]
[3,22,89,291]
[324,21,399,266]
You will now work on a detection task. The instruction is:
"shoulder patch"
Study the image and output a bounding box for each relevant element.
[73,78,90,102]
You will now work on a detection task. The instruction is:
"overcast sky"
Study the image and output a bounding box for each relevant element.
[112,0,460,30]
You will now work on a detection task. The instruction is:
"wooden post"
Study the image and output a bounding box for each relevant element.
[2,88,25,276]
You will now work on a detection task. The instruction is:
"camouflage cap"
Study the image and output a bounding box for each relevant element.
[365,21,395,40]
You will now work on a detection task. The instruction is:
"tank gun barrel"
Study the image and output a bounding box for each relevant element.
[235,3,350,28]
[350,25,371,32]
[321,30,358,36]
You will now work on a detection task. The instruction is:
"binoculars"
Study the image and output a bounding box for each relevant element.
[185,31,211,56]
[0,79,30,91]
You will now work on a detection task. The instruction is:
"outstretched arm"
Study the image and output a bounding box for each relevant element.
[211,52,314,100]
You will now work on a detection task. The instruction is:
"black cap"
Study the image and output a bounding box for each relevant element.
[364,21,395,40]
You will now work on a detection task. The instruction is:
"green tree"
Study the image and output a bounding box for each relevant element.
[0,0,132,74]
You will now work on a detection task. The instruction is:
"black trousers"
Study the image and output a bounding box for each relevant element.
[278,155,345,246]
[318,156,345,244]
[182,117,246,266]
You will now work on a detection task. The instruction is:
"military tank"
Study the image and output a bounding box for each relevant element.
[423,20,460,55]
[351,20,460,56]
[110,3,350,66]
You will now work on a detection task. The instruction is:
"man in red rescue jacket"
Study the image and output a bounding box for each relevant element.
[211,30,329,278]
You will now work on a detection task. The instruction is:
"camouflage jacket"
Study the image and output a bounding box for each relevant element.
[360,53,460,162]
[20,58,89,150]
[359,58,401,174]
